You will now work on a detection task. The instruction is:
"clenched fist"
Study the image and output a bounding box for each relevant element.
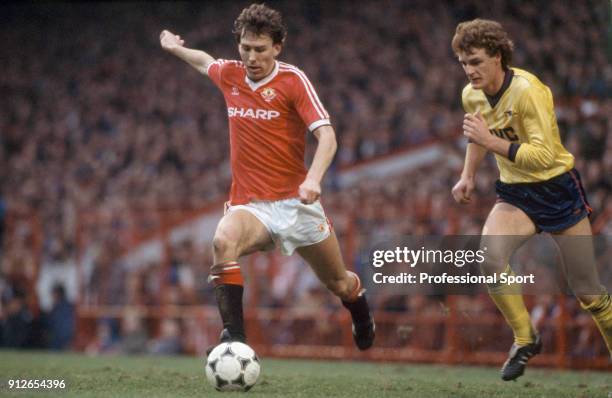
[298,177,321,204]
[160,30,185,51]
[451,177,475,204]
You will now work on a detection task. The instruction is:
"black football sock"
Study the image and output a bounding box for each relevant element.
[215,284,246,342]
[342,294,371,325]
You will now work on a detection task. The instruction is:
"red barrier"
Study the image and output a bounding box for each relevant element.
[73,302,611,370]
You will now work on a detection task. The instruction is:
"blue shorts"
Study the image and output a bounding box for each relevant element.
[495,169,592,233]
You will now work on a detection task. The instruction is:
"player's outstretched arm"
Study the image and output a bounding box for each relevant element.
[160,30,215,75]
[299,125,337,204]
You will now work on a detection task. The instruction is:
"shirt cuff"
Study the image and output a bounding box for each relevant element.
[508,143,521,162]
[308,119,331,132]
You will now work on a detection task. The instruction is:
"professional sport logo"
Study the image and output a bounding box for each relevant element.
[260,87,276,102]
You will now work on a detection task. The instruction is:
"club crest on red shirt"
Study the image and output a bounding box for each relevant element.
[261,87,276,102]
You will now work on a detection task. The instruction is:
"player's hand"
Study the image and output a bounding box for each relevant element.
[298,178,321,204]
[451,177,475,204]
[160,30,185,52]
[463,113,490,148]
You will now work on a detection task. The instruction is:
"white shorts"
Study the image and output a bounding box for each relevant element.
[226,198,331,256]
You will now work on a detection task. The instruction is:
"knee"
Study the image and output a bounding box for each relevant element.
[479,251,508,276]
[212,230,239,260]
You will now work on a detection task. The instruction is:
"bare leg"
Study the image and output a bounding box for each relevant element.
[209,209,273,343]
[552,217,605,301]
[212,209,272,263]
[296,231,356,301]
[481,202,536,277]
[553,217,612,357]
[297,231,375,350]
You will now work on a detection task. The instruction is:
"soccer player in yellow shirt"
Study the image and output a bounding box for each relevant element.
[451,19,611,380]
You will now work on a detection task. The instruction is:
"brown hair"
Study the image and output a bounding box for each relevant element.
[233,3,287,45]
[451,19,514,69]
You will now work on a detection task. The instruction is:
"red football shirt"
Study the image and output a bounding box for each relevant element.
[207,60,330,205]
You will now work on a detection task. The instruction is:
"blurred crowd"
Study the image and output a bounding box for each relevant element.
[0,0,610,356]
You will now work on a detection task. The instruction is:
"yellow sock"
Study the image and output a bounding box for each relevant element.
[488,265,535,346]
[580,294,612,356]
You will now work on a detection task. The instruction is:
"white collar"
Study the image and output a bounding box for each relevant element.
[245,61,279,91]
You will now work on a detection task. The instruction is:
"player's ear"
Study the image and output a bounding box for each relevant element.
[273,43,282,57]
[495,52,502,66]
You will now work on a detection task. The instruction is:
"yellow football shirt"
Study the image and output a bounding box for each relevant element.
[462,67,574,183]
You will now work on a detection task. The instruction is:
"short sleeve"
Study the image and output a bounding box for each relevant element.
[207,59,226,88]
[291,69,330,132]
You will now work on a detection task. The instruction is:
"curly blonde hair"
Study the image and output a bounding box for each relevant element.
[452,19,514,70]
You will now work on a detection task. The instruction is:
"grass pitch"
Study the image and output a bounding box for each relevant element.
[0,350,610,397]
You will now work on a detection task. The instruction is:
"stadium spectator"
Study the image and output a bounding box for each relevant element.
[168,239,198,305]
[85,319,119,356]
[530,294,558,352]
[119,308,148,355]
[2,287,33,348]
[148,318,182,355]
[47,284,75,350]
[0,194,5,256]
[0,280,6,347]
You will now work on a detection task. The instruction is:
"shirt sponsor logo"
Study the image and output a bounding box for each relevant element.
[228,107,281,120]
[489,126,519,142]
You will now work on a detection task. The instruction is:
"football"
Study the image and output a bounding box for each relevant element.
[205,342,261,391]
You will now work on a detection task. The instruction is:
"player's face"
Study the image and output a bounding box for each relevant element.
[457,48,503,95]
[239,31,281,81]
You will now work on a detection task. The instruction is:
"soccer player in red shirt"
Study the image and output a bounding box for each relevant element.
[160,3,374,351]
